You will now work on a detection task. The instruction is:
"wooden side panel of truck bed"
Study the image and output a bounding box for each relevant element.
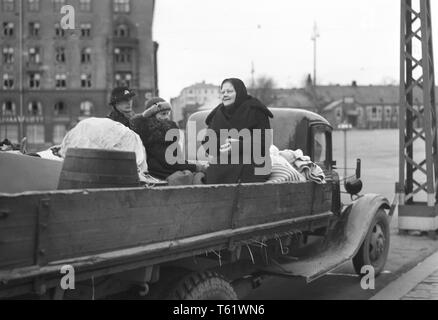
[0,181,332,270]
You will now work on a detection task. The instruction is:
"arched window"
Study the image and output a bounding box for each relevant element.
[28,101,42,116]
[2,101,16,116]
[114,24,130,38]
[54,101,67,116]
[80,101,93,116]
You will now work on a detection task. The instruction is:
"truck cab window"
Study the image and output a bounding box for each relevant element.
[313,131,327,164]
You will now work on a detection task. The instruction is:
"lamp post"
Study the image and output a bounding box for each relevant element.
[311,22,320,86]
[338,122,352,179]
[18,0,24,141]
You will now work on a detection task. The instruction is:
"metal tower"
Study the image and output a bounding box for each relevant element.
[398,0,438,233]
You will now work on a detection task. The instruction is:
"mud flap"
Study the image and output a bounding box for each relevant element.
[260,194,390,283]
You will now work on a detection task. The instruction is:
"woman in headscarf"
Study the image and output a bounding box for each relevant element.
[203,78,273,184]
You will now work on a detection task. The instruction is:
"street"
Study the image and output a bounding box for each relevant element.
[245,215,438,300]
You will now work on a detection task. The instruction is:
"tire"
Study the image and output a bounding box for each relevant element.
[353,209,390,276]
[166,271,238,300]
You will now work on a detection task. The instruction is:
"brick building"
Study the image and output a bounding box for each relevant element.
[0,0,158,145]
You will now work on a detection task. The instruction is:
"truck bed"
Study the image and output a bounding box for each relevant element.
[0,181,332,287]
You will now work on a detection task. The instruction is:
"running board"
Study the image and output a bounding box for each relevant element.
[260,194,391,283]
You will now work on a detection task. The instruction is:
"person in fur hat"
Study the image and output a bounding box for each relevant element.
[107,86,137,128]
[131,97,204,180]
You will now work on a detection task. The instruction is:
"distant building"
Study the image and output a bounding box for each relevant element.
[272,83,435,130]
[316,85,400,129]
[269,88,315,111]
[171,81,221,127]
[0,0,158,145]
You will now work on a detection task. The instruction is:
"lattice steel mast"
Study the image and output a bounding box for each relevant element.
[398,0,438,232]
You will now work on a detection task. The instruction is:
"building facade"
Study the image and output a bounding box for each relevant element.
[0,0,157,145]
[271,84,431,130]
[170,81,221,127]
[316,85,400,129]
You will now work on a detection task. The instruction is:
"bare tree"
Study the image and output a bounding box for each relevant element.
[248,75,277,105]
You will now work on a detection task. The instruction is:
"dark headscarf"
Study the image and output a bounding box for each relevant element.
[221,78,250,117]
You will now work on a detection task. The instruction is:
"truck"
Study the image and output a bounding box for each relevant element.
[0,108,392,300]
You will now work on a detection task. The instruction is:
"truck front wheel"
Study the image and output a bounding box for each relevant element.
[352,209,390,276]
[166,271,237,300]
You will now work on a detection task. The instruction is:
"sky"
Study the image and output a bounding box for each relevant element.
[153,0,434,101]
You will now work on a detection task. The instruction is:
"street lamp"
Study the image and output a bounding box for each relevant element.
[338,122,352,179]
[311,22,320,86]
[18,0,24,141]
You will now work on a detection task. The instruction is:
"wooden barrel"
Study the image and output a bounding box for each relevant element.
[57,148,140,190]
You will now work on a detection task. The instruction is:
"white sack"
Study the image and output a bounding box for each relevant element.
[59,118,148,175]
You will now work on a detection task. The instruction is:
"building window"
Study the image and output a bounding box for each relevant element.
[53,0,65,12]
[54,23,65,37]
[81,47,91,64]
[3,74,14,89]
[29,73,41,89]
[115,73,132,87]
[80,23,92,37]
[114,47,132,63]
[114,24,130,38]
[28,0,40,11]
[55,47,66,63]
[29,22,40,37]
[0,123,18,143]
[2,47,14,64]
[114,0,130,13]
[26,125,45,144]
[54,101,66,116]
[80,101,93,116]
[3,22,14,37]
[28,47,41,63]
[28,101,43,116]
[371,106,377,120]
[55,74,67,89]
[79,0,91,11]
[2,101,16,116]
[53,124,67,144]
[384,106,392,120]
[2,0,14,11]
[80,74,92,88]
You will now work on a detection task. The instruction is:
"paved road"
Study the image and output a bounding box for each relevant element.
[245,263,389,300]
[244,215,438,300]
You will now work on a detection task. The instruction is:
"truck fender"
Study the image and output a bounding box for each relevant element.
[344,193,391,258]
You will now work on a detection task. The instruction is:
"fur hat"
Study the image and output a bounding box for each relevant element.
[143,97,172,118]
[109,87,136,106]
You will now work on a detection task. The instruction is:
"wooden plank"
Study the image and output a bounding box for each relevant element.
[43,186,237,261]
[0,181,332,270]
[0,196,39,269]
[35,199,50,266]
[0,212,333,284]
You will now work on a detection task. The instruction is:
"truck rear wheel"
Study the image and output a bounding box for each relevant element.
[352,209,390,276]
[166,271,238,300]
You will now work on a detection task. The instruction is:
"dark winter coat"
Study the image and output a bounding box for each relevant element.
[131,117,196,180]
[107,108,132,128]
[204,78,273,184]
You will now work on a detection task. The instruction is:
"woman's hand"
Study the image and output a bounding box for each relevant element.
[220,138,239,154]
[220,141,232,154]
